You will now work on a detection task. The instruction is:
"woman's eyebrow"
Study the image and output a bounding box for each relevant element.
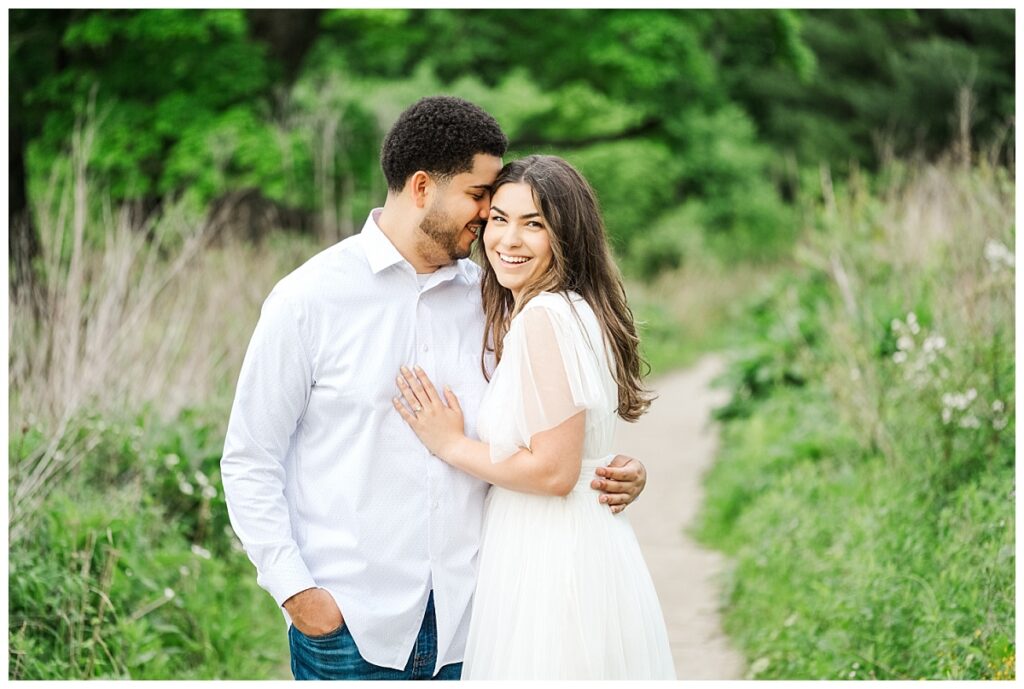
[489,205,542,220]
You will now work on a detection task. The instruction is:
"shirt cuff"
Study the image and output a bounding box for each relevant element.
[257,557,318,607]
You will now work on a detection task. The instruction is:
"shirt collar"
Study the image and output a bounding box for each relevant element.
[361,209,406,275]
[361,209,473,283]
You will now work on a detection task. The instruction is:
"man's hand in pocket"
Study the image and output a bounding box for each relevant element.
[283,587,344,636]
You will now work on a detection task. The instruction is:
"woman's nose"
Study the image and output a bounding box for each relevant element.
[500,225,523,247]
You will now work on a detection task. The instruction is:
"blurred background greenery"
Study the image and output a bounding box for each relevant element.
[8,8,1015,680]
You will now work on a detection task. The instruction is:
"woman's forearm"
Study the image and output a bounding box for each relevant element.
[440,436,575,496]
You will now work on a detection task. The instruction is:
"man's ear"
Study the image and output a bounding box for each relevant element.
[409,171,433,209]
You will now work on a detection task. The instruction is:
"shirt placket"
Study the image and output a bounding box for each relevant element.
[416,290,442,568]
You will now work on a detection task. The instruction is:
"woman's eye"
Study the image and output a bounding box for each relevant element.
[490,215,506,223]
[528,221,545,229]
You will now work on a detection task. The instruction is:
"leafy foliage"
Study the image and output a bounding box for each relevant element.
[12,9,1014,279]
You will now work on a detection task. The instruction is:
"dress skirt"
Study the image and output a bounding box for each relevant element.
[461,457,677,680]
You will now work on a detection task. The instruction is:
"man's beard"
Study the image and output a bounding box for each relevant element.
[419,203,471,262]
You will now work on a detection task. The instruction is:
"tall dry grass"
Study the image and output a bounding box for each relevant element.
[798,153,1015,471]
[9,123,319,539]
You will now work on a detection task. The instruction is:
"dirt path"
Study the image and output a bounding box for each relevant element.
[617,354,746,680]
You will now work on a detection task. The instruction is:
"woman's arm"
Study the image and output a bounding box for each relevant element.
[394,365,584,496]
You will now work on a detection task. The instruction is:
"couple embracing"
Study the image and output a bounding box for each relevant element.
[221,96,675,680]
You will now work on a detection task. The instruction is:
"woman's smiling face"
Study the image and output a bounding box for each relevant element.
[484,182,554,302]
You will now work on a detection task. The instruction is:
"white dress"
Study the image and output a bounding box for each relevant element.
[462,291,676,680]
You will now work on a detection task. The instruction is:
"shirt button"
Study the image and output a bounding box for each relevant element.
[422,344,429,352]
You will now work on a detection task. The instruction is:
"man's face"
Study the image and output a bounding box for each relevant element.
[419,153,503,263]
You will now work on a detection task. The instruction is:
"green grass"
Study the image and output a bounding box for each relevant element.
[691,158,1015,679]
[635,299,709,375]
[695,385,1013,679]
[8,410,292,679]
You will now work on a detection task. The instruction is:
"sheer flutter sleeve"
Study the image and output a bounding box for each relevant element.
[487,298,609,463]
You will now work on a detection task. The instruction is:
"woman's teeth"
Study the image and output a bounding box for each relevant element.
[500,254,530,264]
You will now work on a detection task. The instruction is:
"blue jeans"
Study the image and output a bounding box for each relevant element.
[288,592,462,680]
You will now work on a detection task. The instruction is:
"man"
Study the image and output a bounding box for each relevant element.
[221,96,648,681]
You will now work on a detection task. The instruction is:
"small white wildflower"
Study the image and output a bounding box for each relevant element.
[193,471,209,487]
[849,671,856,678]
[179,565,190,577]
[943,392,972,410]
[984,239,1015,270]
[191,544,212,560]
[890,318,902,332]
[923,335,946,353]
[966,388,977,402]
[892,351,907,364]
[992,400,1005,413]
[906,311,919,332]
[993,416,1008,431]
[942,408,952,425]
[897,335,914,351]
[164,454,180,468]
[960,415,981,429]
[178,480,194,496]
[852,662,860,670]
[202,485,217,500]
[164,587,175,599]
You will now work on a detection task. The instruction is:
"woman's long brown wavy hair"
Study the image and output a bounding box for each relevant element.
[480,155,654,421]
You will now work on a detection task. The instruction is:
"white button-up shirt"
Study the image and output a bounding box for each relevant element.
[221,209,491,674]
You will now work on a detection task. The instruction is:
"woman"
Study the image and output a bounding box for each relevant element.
[392,155,675,679]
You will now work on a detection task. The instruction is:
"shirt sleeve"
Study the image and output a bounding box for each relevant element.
[220,287,318,606]
[487,300,608,463]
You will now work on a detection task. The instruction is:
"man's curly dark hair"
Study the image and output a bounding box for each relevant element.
[380,96,508,192]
